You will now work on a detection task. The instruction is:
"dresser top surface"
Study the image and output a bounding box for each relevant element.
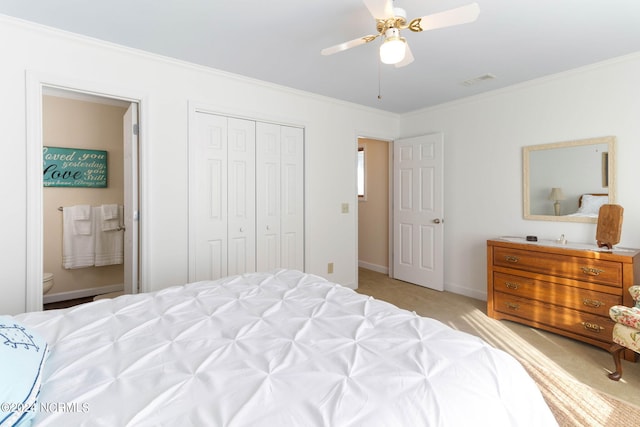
[489,237,640,260]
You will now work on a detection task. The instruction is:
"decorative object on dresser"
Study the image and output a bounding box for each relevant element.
[607,285,640,380]
[596,204,624,249]
[487,238,640,364]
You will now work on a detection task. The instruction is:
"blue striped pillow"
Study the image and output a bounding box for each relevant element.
[0,316,49,427]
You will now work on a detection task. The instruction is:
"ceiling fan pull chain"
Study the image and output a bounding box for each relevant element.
[377,53,382,100]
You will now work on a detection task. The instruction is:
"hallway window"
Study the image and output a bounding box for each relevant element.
[357,146,366,199]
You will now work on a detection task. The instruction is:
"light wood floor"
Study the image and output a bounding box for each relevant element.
[356,268,640,407]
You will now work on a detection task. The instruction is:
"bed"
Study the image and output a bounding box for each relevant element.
[566,193,609,218]
[2,269,556,426]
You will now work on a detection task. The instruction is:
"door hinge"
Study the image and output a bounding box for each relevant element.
[133,124,139,135]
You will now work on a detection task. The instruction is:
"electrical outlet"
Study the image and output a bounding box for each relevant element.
[341,203,349,214]
[327,262,334,274]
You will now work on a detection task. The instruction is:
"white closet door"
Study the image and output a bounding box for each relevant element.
[227,118,256,275]
[256,123,304,272]
[194,112,228,280]
[256,122,281,271]
[280,126,304,270]
[191,112,303,280]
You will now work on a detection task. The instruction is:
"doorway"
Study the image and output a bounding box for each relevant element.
[357,133,445,291]
[25,77,143,312]
[357,137,391,274]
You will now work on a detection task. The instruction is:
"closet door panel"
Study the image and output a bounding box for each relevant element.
[256,122,282,271]
[192,113,303,280]
[194,113,228,280]
[227,118,256,274]
[280,126,304,270]
[228,236,249,276]
[206,240,224,280]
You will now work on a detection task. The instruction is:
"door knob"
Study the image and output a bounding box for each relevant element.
[239,227,244,232]
[433,218,442,224]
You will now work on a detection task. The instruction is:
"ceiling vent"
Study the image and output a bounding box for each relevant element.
[461,73,496,86]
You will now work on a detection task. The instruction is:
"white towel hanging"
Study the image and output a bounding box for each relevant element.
[94,206,124,266]
[100,204,120,231]
[101,204,119,220]
[62,206,95,269]
[72,204,91,220]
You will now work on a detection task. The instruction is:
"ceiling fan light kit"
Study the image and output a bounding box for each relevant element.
[321,1,480,68]
[380,28,406,64]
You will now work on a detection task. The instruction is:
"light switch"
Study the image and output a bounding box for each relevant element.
[341,203,349,214]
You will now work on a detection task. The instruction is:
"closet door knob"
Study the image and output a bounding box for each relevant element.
[266,225,271,230]
[239,227,244,232]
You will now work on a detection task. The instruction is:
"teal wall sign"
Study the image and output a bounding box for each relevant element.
[43,146,108,188]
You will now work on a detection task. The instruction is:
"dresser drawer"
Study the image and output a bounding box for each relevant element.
[493,272,621,317]
[494,292,614,343]
[493,246,622,286]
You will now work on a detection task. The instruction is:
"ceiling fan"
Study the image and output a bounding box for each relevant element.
[321,1,480,67]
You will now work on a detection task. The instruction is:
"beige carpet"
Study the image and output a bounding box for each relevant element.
[517,357,640,427]
[356,268,640,426]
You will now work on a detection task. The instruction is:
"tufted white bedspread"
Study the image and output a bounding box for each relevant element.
[16,270,556,426]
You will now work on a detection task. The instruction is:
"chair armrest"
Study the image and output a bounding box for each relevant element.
[630,285,640,307]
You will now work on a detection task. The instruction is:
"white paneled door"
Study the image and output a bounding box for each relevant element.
[190,111,304,282]
[256,122,281,271]
[193,113,229,281]
[256,123,304,272]
[279,126,304,270]
[392,133,444,290]
[227,118,256,276]
[123,103,139,294]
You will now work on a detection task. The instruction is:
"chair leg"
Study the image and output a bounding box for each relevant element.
[608,344,625,381]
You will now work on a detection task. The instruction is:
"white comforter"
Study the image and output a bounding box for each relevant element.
[17,270,556,426]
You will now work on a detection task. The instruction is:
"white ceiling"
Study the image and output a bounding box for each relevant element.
[2,0,640,114]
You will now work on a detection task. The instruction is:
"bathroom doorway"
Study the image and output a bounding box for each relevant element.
[25,77,143,312]
[41,89,139,308]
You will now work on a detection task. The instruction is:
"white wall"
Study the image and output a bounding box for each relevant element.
[0,16,399,314]
[400,52,640,300]
[3,15,638,315]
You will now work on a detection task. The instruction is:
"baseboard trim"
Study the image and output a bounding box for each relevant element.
[446,282,487,301]
[43,283,125,304]
[358,261,389,274]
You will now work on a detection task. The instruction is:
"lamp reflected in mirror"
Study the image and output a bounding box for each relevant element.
[548,187,565,216]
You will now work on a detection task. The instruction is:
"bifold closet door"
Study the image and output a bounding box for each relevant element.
[227,118,256,276]
[256,123,304,272]
[192,112,255,281]
[193,113,228,281]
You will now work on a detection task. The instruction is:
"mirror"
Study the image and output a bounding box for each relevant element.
[523,136,616,223]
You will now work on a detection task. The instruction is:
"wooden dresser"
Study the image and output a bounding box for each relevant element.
[487,238,640,360]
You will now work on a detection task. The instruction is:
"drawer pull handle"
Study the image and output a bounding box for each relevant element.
[580,267,604,276]
[582,298,603,308]
[505,281,519,290]
[504,255,519,263]
[505,302,520,311]
[581,321,605,333]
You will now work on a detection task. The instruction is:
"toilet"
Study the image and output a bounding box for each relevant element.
[43,272,54,294]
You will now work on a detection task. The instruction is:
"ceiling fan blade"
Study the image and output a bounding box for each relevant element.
[363,0,394,19]
[408,2,480,32]
[321,34,379,56]
[395,42,414,68]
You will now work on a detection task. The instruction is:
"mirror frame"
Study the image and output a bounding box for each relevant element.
[523,136,616,223]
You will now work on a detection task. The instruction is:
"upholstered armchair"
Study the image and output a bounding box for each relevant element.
[608,285,640,380]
